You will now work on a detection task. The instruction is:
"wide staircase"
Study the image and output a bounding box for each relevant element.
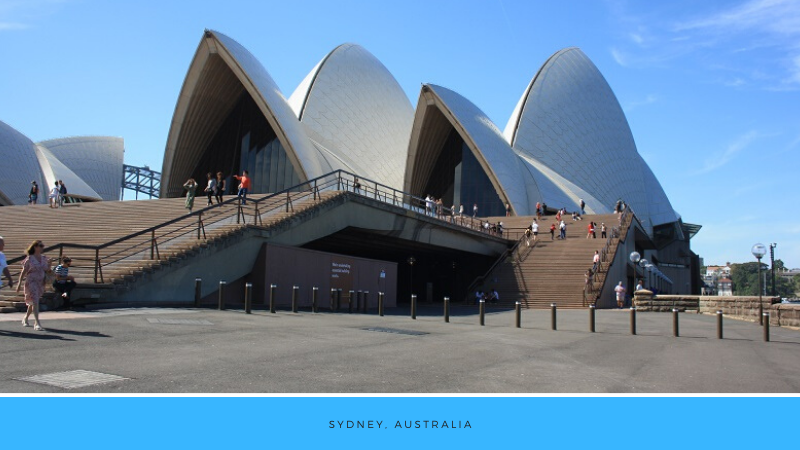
[468,211,630,309]
[0,190,344,312]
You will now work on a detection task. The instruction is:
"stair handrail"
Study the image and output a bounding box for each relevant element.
[463,234,528,302]
[5,169,510,284]
[583,205,635,305]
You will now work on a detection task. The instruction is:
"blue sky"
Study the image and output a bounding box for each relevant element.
[1,0,798,268]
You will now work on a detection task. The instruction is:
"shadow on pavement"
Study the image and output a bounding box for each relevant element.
[44,328,111,338]
[0,330,75,341]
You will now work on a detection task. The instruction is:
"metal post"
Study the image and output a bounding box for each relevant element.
[630,307,637,335]
[444,297,450,323]
[362,291,369,313]
[672,308,679,337]
[330,288,336,312]
[348,290,355,314]
[356,290,362,312]
[269,284,277,314]
[716,310,723,339]
[292,285,299,313]
[245,282,252,314]
[218,281,226,311]
[194,278,202,308]
[515,301,521,328]
[411,294,417,320]
[763,313,770,342]
[589,305,596,333]
[336,289,342,312]
[757,257,763,325]
[479,299,485,326]
[551,303,557,331]
[312,287,318,313]
[378,292,385,317]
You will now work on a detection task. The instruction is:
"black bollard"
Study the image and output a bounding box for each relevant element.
[245,282,252,314]
[336,289,342,312]
[717,310,723,339]
[479,299,486,326]
[378,292,385,317]
[194,278,202,308]
[515,301,521,328]
[347,290,354,313]
[763,313,770,342]
[330,288,336,312]
[218,281,227,311]
[356,290,362,312]
[269,284,277,314]
[411,294,417,320]
[444,297,450,323]
[292,285,299,313]
[589,305,596,333]
[672,308,679,337]
[551,303,557,331]
[312,287,318,313]
[630,307,637,335]
[362,291,369,313]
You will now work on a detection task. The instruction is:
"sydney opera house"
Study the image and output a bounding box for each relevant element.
[163,30,681,233]
[0,121,124,205]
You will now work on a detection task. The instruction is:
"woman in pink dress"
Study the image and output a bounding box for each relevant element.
[16,240,49,331]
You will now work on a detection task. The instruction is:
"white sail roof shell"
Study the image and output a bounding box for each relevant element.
[289,44,413,190]
[37,136,124,201]
[0,120,45,205]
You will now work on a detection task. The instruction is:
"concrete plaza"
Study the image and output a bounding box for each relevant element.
[1,305,799,393]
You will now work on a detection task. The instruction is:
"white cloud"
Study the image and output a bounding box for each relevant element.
[629,33,644,45]
[0,22,27,30]
[610,47,628,66]
[625,94,659,111]
[692,130,759,175]
[0,0,68,32]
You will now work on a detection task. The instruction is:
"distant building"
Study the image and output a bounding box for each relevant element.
[717,278,733,296]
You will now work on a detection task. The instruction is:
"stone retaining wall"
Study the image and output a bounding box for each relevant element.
[633,293,799,327]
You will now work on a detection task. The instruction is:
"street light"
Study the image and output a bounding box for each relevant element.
[769,243,777,296]
[630,252,640,289]
[639,259,648,291]
[752,243,767,325]
[407,256,416,298]
[646,264,654,290]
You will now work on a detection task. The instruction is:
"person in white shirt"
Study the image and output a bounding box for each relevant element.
[635,280,644,291]
[0,237,14,290]
[614,282,626,308]
[592,250,600,272]
[531,220,539,241]
[48,182,60,208]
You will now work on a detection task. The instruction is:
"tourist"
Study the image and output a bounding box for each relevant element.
[204,173,216,206]
[536,201,541,219]
[475,290,483,305]
[549,223,556,240]
[59,180,67,206]
[233,170,252,205]
[592,250,600,272]
[592,221,597,239]
[559,220,567,239]
[52,256,77,309]
[601,223,607,239]
[353,176,361,194]
[48,181,60,208]
[541,202,547,216]
[580,198,585,214]
[614,281,626,308]
[28,181,39,205]
[505,202,511,216]
[183,178,198,212]
[473,203,478,218]
[215,172,225,204]
[490,289,499,304]
[451,204,456,223]
[524,225,532,247]
[16,240,50,331]
[614,200,621,213]
[585,270,593,294]
[587,222,594,239]
[572,212,582,221]
[531,219,539,242]
[458,204,464,219]
[0,236,14,291]
[635,279,644,291]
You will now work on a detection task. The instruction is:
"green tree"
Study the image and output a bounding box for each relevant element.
[792,274,800,297]
[730,262,767,296]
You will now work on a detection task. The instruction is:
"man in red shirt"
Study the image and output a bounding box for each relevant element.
[233,170,252,205]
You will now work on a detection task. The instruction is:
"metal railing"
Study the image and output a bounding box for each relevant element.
[5,170,511,285]
[464,233,532,302]
[583,206,632,305]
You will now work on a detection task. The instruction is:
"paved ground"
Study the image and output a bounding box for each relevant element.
[1,305,799,393]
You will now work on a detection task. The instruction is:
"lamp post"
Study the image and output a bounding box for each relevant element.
[646,264,654,291]
[630,252,640,289]
[407,256,416,299]
[769,243,777,296]
[639,259,649,291]
[752,243,767,325]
